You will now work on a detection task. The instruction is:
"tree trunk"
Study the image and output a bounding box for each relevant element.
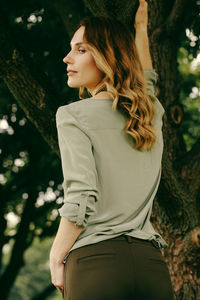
[0,185,36,299]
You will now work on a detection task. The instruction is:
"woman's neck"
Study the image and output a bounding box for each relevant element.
[91,91,113,100]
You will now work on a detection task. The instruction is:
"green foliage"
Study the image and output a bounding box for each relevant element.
[0,93,64,298]
[6,237,60,300]
[178,44,200,151]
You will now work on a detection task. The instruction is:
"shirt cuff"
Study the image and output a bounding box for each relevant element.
[144,69,158,81]
[144,69,158,96]
[58,191,97,228]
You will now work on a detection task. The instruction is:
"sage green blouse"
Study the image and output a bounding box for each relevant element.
[56,69,168,262]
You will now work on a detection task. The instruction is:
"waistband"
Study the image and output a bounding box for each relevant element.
[63,234,162,263]
[111,234,161,249]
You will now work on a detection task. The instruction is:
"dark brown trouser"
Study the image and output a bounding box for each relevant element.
[62,235,174,300]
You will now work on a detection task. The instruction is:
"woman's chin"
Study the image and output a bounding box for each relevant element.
[67,81,80,88]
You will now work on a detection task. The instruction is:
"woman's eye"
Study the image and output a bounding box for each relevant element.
[78,48,86,53]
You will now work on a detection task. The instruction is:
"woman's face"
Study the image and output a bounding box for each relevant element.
[63,26,103,93]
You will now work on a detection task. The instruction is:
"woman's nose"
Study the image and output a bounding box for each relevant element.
[63,52,72,64]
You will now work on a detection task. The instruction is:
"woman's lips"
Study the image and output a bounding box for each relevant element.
[67,70,78,76]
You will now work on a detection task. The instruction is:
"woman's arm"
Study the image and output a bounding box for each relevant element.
[50,105,99,293]
[49,217,84,264]
[49,217,84,293]
[135,27,153,70]
[134,0,153,70]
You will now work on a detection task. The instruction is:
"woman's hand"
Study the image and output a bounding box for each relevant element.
[48,217,84,295]
[134,0,153,69]
[134,0,148,30]
[49,259,65,294]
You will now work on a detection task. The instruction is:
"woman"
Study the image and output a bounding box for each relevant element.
[49,0,174,299]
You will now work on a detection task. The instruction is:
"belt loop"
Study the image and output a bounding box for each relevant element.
[123,235,128,242]
[151,239,160,249]
[124,235,134,243]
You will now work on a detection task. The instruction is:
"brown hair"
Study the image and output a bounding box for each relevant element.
[79,16,157,151]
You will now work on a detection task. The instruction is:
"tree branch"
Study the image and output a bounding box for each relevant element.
[31,284,55,300]
[0,192,36,299]
[166,0,196,36]
[83,0,137,26]
[0,186,7,270]
[52,0,86,38]
[0,12,60,156]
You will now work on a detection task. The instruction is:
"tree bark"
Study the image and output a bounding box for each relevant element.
[31,284,56,300]
[52,0,86,38]
[0,11,60,156]
[0,187,36,299]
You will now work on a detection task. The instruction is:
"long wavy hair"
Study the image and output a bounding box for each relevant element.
[78,16,157,151]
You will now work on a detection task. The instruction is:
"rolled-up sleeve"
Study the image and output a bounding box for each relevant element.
[144,69,158,96]
[144,69,165,115]
[56,105,99,228]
